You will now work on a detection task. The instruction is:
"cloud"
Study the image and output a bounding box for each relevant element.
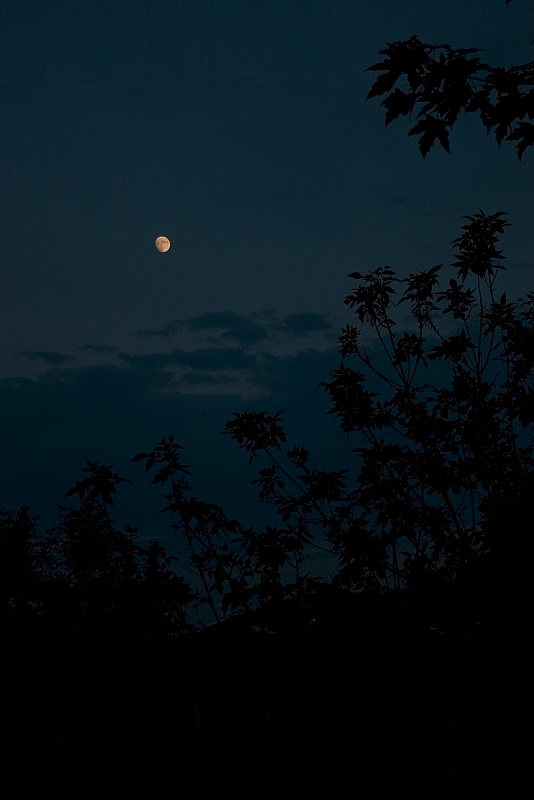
[181,372,237,386]
[135,312,268,348]
[21,350,73,365]
[132,311,338,356]
[174,347,258,371]
[135,323,178,339]
[120,348,258,372]
[275,312,334,337]
[186,311,268,347]
[0,376,35,391]
[31,363,179,394]
[78,344,119,353]
[249,309,277,320]
[118,352,175,371]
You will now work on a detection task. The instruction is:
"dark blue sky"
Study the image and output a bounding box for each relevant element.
[1,0,532,575]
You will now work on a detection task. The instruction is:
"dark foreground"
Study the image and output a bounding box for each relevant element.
[3,583,511,789]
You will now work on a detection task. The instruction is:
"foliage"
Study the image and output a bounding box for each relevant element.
[366,4,534,159]
[0,506,41,615]
[130,434,316,623]
[222,209,534,607]
[64,458,132,509]
[1,497,193,638]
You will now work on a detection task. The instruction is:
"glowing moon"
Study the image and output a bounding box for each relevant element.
[155,236,170,252]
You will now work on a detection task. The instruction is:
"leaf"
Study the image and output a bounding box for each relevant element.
[367,70,402,99]
[507,121,534,160]
[408,115,451,157]
[455,48,486,56]
[383,89,417,125]
[131,452,149,462]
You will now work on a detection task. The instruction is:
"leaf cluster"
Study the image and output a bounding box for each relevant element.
[64,459,132,507]
[367,30,534,158]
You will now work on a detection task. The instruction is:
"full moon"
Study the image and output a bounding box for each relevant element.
[155,236,170,252]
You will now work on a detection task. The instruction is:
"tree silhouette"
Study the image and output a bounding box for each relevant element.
[366,1,534,158]
[130,433,317,626]
[1,492,199,766]
[121,204,533,662]
[223,209,533,622]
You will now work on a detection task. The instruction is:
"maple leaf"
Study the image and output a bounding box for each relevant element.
[366,35,432,99]
[383,89,417,125]
[366,68,404,99]
[507,121,534,159]
[408,115,451,157]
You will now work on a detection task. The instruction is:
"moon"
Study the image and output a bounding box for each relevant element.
[155,236,170,252]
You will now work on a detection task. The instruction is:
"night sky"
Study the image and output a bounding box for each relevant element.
[1,0,533,578]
